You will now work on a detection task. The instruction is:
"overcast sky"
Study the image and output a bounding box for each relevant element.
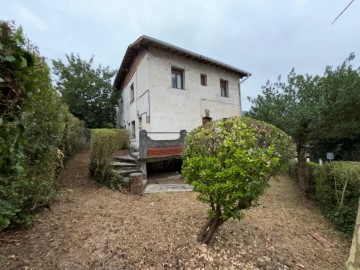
[1,0,359,110]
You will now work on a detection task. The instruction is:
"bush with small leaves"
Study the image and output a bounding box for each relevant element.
[182,117,295,244]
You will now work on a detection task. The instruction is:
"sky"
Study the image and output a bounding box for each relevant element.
[1,0,359,111]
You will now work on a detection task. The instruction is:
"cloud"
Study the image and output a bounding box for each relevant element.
[16,4,48,32]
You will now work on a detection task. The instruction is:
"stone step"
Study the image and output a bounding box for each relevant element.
[114,155,139,164]
[111,161,139,168]
[130,152,140,160]
[112,169,143,177]
[144,184,193,194]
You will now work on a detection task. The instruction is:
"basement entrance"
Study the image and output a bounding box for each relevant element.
[146,160,184,184]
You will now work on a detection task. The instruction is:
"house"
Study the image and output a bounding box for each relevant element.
[113,35,251,150]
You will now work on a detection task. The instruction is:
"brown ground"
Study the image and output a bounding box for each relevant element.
[0,151,350,270]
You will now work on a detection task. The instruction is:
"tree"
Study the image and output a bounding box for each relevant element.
[249,54,360,193]
[52,53,118,128]
[248,71,322,194]
[182,117,294,244]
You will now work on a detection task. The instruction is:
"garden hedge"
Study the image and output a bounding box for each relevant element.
[0,21,84,230]
[289,161,360,235]
[89,128,129,189]
[315,162,360,235]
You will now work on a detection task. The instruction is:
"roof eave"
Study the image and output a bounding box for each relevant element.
[113,35,251,91]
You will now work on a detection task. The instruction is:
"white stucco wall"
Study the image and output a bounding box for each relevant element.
[118,47,244,147]
[118,51,150,148]
[148,47,242,140]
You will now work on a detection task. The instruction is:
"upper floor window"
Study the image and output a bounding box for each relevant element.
[130,83,134,102]
[200,74,207,86]
[220,80,229,97]
[171,67,184,89]
[119,98,123,113]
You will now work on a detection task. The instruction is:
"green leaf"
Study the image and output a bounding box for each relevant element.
[5,54,16,62]
[20,56,27,68]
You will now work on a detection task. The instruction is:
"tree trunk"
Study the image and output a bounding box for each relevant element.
[296,141,308,196]
[346,199,360,269]
[197,205,226,245]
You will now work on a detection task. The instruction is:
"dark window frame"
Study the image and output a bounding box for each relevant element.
[130,83,134,103]
[171,67,184,89]
[220,79,229,98]
[200,74,207,86]
[131,120,136,138]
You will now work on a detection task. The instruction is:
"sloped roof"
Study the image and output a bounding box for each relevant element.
[113,35,251,90]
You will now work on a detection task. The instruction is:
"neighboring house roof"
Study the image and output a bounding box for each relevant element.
[113,35,251,91]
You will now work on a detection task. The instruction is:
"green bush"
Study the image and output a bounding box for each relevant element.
[288,159,297,180]
[89,129,129,189]
[182,117,295,244]
[60,104,86,160]
[289,161,321,198]
[315,162,360,235]
[0,21,84,230]
[306,162,322,198]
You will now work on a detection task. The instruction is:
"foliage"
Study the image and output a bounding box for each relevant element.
[0,21,34,116]
[319,54,360,140]
[249,54,360,194]
[182,117,294,244]
[288,160,360,235]
[314,162,360,236]
[0,21,84,230]
[52,53,118,128]
[60,104,86,160]
[288,160,321,199]
[89,129,129,189]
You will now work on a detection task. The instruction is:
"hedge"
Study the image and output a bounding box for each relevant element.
[315,162,360,235]
[0,21,84,230]
[288,160,321,198]
[289,161,360,235]
[89,129,129,189]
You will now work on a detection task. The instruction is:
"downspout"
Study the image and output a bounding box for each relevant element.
[239,75,251,116]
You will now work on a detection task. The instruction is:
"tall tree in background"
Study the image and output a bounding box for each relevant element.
[249,54,360,194]
[248,71,322,194]
[52,53,118,128]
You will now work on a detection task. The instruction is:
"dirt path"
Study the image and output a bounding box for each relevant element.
[0,151,350,269]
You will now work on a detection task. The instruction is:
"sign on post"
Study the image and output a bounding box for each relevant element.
[326,152,334,161]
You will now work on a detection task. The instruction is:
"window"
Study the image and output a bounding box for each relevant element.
[130,83,134,102]
[138,116,142,129]
[131,121,135,138]
[220,80,229,97]
[119,98,123,113]
[200,74,207,86]
[171,67,184,89]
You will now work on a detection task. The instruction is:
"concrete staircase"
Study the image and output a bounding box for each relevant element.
[111,153,143,185]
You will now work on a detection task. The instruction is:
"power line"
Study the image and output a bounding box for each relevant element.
[331,0,356,25]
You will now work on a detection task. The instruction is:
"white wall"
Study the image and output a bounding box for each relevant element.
[119,47,244,146]
[148,47,241,139]
[118,51,150,148]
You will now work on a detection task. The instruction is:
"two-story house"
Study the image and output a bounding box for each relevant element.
[113,35,251,149]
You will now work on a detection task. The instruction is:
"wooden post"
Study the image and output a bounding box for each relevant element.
[346,198,360,269]
[129,172,144,195]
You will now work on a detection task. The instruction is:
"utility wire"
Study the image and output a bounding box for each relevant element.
[331,0,356,25]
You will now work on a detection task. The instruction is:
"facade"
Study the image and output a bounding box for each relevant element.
[113,36,251,149]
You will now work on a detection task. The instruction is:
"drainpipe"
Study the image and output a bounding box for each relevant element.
[239,75,251,116]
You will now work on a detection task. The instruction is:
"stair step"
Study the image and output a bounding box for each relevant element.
[115,155,139,164]
[111,161,139,167]
[144,184,193,194]
[112,169,142,176]
[130,152,139,159]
